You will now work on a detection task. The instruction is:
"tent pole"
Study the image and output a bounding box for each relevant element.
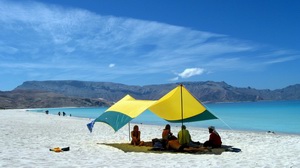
[128,122,131,142]
[180,84,184,129]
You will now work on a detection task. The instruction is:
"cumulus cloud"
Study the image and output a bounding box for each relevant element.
[178,68,205,78]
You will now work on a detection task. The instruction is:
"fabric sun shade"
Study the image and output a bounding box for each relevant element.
[95,85,217,132]
[95,95,157,131]
[149,85,217,122]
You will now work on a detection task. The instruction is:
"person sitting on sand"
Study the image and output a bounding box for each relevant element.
[161,124,177,148]
[162,124,172,140]
[203,126,222,148]
[162,124,177,140]
[131,125,144,146]
[177,125,199,147]
[167,139,208,152]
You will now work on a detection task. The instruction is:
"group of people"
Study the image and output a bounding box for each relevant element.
[45,110,72,117]
[131,124,222,152]
[57,111,66,116]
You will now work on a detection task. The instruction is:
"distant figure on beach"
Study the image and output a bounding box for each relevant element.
[203,126,222,148]
[177,125,200,147]
[62,112,66,116]
[58,112,61,116]
[131,125,144,146]
[70,114,72,117]
[45,110,49,115]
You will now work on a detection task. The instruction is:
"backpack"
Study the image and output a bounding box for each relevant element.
[152,138,164,150]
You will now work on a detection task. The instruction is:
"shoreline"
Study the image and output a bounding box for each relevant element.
[5,109,300,138]
[3,108,300,138]
[24,108,300,136]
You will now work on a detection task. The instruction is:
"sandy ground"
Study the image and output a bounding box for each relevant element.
[0,109,299,168]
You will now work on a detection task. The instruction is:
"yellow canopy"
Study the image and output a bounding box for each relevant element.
[106,94,157,118]
[95,94,157,131]
[149,85,216,122]
[95,85,217,131]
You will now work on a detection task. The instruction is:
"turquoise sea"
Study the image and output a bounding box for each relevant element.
[28,100,300,135]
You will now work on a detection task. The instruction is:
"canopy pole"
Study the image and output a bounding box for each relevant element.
[128,122,131,142]
[180,84,184,129]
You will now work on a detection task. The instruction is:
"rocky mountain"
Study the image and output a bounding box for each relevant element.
[14,80,300,103]
[0,89,111,109]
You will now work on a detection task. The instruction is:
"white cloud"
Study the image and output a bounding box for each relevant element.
[109,63,115,68]
[178,68,205,78]
[265,56,297,64]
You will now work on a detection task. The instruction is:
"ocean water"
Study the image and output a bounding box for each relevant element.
[28,100,300,134]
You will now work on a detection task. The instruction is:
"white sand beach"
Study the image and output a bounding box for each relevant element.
[0,109,299,168]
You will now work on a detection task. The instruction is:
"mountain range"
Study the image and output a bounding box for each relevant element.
[1,80,299,109]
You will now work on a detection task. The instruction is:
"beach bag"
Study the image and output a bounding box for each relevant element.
[153,141,163,149]
[152,138,161,145]
[152,138,164,150]
[49,146,70,152]
[61,147,70,151]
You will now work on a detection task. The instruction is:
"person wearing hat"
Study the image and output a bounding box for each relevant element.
[203,126,222,148]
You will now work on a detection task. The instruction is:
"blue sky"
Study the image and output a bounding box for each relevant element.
[0,0,299,91]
